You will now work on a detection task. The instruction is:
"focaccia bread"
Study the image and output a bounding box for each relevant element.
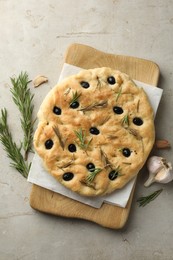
[34,67,155,197]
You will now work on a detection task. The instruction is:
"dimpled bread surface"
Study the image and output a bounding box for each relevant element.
[34,67,155,197]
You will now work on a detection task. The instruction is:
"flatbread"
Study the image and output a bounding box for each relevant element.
[34,67,155,196]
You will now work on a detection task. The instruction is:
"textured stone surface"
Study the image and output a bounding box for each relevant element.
[0,0,173,259]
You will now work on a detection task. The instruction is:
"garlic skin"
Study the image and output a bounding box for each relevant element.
[144,156,173,187]
[33,75,48,87]
[155,162,173,183]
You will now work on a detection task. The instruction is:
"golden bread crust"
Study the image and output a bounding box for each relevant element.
[34,67,155,196]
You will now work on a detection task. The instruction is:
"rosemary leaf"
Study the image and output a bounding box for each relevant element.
[107,135,118,140]
[96,77,106,89]
[137,189,163,207]
[69,91,81,105]
[100,149,113,169]
[53,126,65,150]
[74,128,92,150]
[10,71,34,160]
[78,100,107,112]
[122,162,132,165]
[99,116,110,126]
[109,166,122,179]
[116,86,122,101]
[86,168,102,183]
[137,99,140,113]
[122,114,129,128]
[127,128,142,140]
[0,108,30,178]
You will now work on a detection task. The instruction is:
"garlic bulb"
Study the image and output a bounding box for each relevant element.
[144,156,173,187]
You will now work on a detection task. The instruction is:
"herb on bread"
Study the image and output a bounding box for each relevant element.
[78,100,107,112]
[86,168,102,183]
[69,91,81,106]
[100,149,113,169]
[121,114,129,128]
[127,128,142,140]
[137,99,140,112]
[74,128,92,151]
[53,126,65,150]
[96,76,106,89]
[115,86,122,101]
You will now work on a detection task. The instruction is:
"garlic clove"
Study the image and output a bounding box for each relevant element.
[144,175,156,187]
[144,156,164,187]
[147,156,164,174]
[144,156,173,187]
[154,162,173,184]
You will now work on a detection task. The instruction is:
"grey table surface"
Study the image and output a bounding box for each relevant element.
[0,1,173,260]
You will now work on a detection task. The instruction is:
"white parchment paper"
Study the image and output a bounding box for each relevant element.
[28,63,163,208]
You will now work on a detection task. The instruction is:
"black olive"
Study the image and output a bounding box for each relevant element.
[133,117,143,126]
[80,81,90,89]
[68,144,77,153]
[86,163,95,172]
[122,148,131,157]
[108,170,118,180]
[70,101,79,109]
[107,76,116,85]
[90,127,100,135]
[113,106,123,114]
[45,139,54,149]
[53,106,61,115]
[63,172,74,181]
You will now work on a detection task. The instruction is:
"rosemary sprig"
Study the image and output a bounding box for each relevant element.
[116,86,122,101]
[121,114,129,128]
[137,99,140,113]
[0,108,31,178]
[137,189,163,207]
[96,77,106,89]
[10,72,34,160]
[74,128,92,150]
[52,126,65,150]
[86,168,102,183]
[80,179,96,189]
[57,159,74,170]
[64,87,71,95]
[100,148,113,169]
[110,166,123,178]
[122,162,132,165]
[69,91,81,105]
[99,116,110,126]
[107,135,118,140]
[78,100,107,112]
[127,128,142,140]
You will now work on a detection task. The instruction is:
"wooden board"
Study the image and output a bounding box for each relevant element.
[30,43,159,229]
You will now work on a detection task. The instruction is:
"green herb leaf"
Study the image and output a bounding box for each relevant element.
[74,128,92,150]
[110,166,122,178]
[137,189,163,207]
[78,100,107,112]
[121,114,129,128]
[116,86,122,101]
[69,91,81,105]
[86,168,102,183]
[10,71,34,160]
[96,77,106,89]
[100,149,113,169]
[137,99,140,113]
[127,128,142,140]
[0,108,30,178]
[52,126,65,150]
